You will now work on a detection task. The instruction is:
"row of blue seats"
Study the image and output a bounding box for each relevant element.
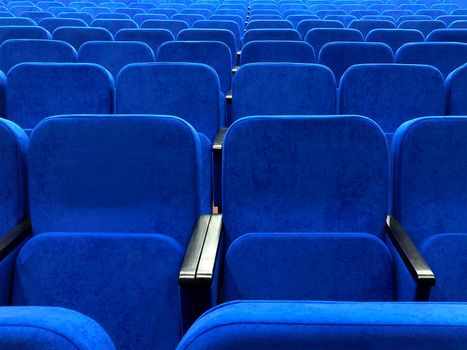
[2,113,467,349]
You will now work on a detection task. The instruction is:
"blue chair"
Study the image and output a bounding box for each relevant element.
[78,41,154,79]
[366,29,424,52]
[319,42,394,82]
[0,26,50,44]
[0,12,14,18]
[286,14,319,28]
[240,40,316,64]
[95,13,132,20]
[446,63,467,115]
[90,19,138,36]
[232,63,336,122]
[172,13,205,26]
[0,306,115,350]
[177,301,467,350]
[436,15,467,26]
[6,63,114,131]
[10,5,41,16]
[115,7,144,17]
[157,41,232,93]
[57,12,93,25]
[450,20,467,28]
[52,26,112,50]
[316,10,347,18]
[20,10,54,23]
[133,13,169,25]
[350,9,379,18]
[0,39,77,72]
[148,8,178,18]
[297,19,344,39]
[324,14,357,26]
[129,2,156,11]
[39,18,87,33]
[209,14,244,32]
[242,29,301,44]
[369,3,397,12]
[432,3,459,13]
[193,19,242,51]
[340,64,445,140]
[141,19,189,37]
[349,19,396,36]
[427,28,467,43]
[396,42,467,78]
[181,8,212,18]
[398,19,445,36]
[246,19,294,30]
[69,2,97,11]
[81,6,111,18]
[0,17,35,26]
[114,28,174,53]
[304,28,363,54]
[416,8,446,18]
[48,7,77,16]
[382,10,413,20]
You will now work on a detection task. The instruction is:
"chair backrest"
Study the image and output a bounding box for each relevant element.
[39,18,88,33]
[116,62,222,141]
[52,26,113,50]
[240,40,316,64]
[0,26,50,44]
[20,11,54,23]
[366,28,424,53]
[0,39,77,72]
[57,12,94,25]
[78,41,155,79]
[340,64,445,138]
[193,19,242,50]
[304,28,363,53]
[172,13,205,26]
[319,41,394,82]
[90,18,138,36]
[349,19,396,36]
[232,63,336,122]
[398,19,446,37]
[114,28,174,53]
[297,19,344,39]
[285,14,319,28]
[324,14,358,26]
[141,19,189,37]
[243,28,301,44]
[246,19,294,30]
[446,63,467,115]
[6,63,114,130]
[133,14,169,26]
[427,28,467,43]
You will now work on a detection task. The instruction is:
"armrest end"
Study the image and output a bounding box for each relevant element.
[213,128,227,153]
[196,214,222,285]
[0,218,32,260]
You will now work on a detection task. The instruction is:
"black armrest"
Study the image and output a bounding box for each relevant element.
[225,91,232,104]
[213,128,227,154]
[386,215,435,301]
[232,66,239,74]
[237,50,241,58]
[179,214,222,287]
[0,218,32,260]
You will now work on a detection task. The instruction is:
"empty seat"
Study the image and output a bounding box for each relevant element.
[39,18,87,33]
[349,19,396,36]
[319,42,394,82]
[427,28,467,43]
[350,9,380,18]
[396,42,467,78]
[304,28,363,54]
[297,19,344,39]
[369,4,397,12]
[157,41,232,93]
[316,10,347,18]
[52,27,112,50]
[117,62,222,142]
[181,8,212,18]
[81,6,111,18]
[21,10,54,23]
[95,13,132,20]
[0,17,36,26]
[57,12,93,25]
[0,306,115,350]
[141,20,189,37]
[115,8,144,18]
[133,13,169,25]
[392,116,467,301]
[10,6,41,16]
[361,15,395,22]
[14,114,210,349]
[450,20,467,28]
[416,9,446,18]
[0,12,14,18]
[246,19,294,30]
[78,41,154,79]
[242,29,301,44]
[90,19,137,36]
[240,40,316,64]
[446,63,467,114]
[398,19,446,36]
[49,7,78,16]
[178,301,467,350]
[382,9,413,20]
[366,29,424,52]
[193,19,242,50]
[148,8,178,18]
[0,26,50,44]
[396,15,432,25]
[172,14,205,26]
[114,28,174,53]
[437,15,467,26]
[324,14,357,26]
[232,63,336,122]
[0,39,77,72]
[340,64,445,139]
[6,63,114,130]
[209,14,244,32]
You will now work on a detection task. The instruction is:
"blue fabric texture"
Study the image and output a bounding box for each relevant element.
[304,28,363,53]
[0,26,50,44]
[89,18,137,36]
[52,26,113,50]
[366,29,424,53]
[156,41,232,94]
[340,64,445,137]
[319,42,394,82]
[177,301,467,350]
[0,306,115,350]
[348,19,396,36]
[192,20,242,50]
[324,15,357,26]
[242,28,301,44]
[246,19,294,30]
[133,14,169,26]
[39,18,88,33]
[297,19,344,38]
[396,42,467,78]
[446,63,467,115]
[0,39,77,72]
[7,63,114,130]
[114,28,175,54]
[21,11,53,23]
[172,14,204,26]
[58,12,93,25]
[141,20,189,37]
[78,41,155,79]
[117,63,222,142]
[0,17,35,26]
[240,40,316,64]
[427,28,467,43]
[232,63,336,122]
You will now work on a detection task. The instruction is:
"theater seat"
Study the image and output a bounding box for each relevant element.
[240,40,316,64]
[366,29,424,53]
[242,28,301,44]
[397,19,446,37]
[304,28,363,53]
[427,28,467,43]
[141,20,189,38]
[90,18,137,36]
[349,19,395,37]
[39,18,88,33]
[0,26,50,44]
[297,19,344,39]
[177,301,467,350]
[114,28,174,54]
[52,26,112,50]
[193,19,242,50]
[446,63,467,115]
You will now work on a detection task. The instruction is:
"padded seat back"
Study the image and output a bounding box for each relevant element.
[366,28,425,52]
[240,40,316,64]
[397,19,445,37]
[349,19,396,36]
[427,28,467,43]
[39,18,88,33]
[0,26,50,44]
[297,19,344,39]
[90,18,138,36]
[114,28,174,54]
[52,26,112,50]
[141,19,189,37]
[304,28,363,53]
[242,28,301,44]
[446,63,467,115]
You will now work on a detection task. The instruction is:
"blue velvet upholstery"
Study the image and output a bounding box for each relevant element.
[0,17,35,25]
[141,20,189,37]
[21,11,53,23]
[181,8,211,18]
[0,306,115,350]
[324,14,357,26]
[0,118,28,236]
[437,15,467,26]
[96,13,132,20]
[246,19,294,30]
[242,28,301,44]
[397,20,446,37]
[39,18,87,34]
[232,63,336,122]
[340,64,445,138]
[222,116,396,301]
[297,19,344,39]
[133,14,169,26]
[446,63,467,115]
[0,26,50,44]
[450,20,467,28]
[172,14,205,26]
[148,8,178,18]
[78,41,155,79]
[304,28,363,53]
[117,63,222,143]
[350,9,379,18]
[81,6,111,17]
[209,15,244,32]
[367,29,424,53]
[392,117,467,301]
[52,27,112,50]
[177,301,467,350]
[396,42,467,78]
[90,19,137,36]
[156,41,232,93]
[319,42,394,83]
[177,29,237,64]
[427,28,467,43]
[240,40,316,64]
[7,63,114,130]
[58,12,93,25]
[192,20,242,50]
[417,9,447,18]
[284,14,319,28]
[396,15,432,26]
[114,28,174,54]
[383,9,413,20]
[349,19,396,36]
[0,39,77,72]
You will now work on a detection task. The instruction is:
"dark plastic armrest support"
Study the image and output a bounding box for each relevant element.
[232,66,239,74]
[179,214,222,287]
[386,215,435,301]
[0,218,32,260]
[213,127,227,154]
